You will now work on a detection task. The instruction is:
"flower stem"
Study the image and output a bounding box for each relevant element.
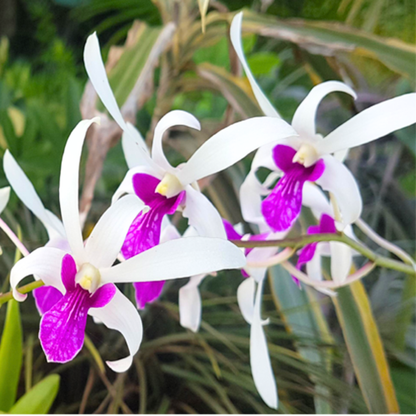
[0,280,44,307]
[0,218,30,257]
[231,233,416,276]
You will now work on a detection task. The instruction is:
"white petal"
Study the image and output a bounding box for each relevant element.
[176,117,296,185]
[302,182,332,220]
[318,93,416,154]
[122,123,154,169]
[84,33,127,131]
[306,247,323,282]
[0,186,10,214]
[10,247,66,301]
[245,246,278,283]
[59,118,98,265]
[230,12,280,118]
[240,171,266,226]
[178,274,206,332]
[237,277,256,325]
[152,110,200,172]
[316,155,362,225]
[3,151,65,240]
[85,195,144,269]
[89,288,142,372]
[160,218,181,242]
[182,185,226,238]
[250,279,278,409]
[329,242,352,284]
[100,237,246,284]
[292,81,356,137]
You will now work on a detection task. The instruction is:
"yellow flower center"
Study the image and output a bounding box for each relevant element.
[76,263,101,293]
[155,173,183,198]
[292,143,319,168]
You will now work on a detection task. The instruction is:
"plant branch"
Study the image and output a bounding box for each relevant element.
[0,280,44,307]
[231,233,416,276]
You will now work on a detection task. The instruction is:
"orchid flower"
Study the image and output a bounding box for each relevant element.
[3,150,72,314]
[83,31,297,249]
[10,118,247,371]
[231,12,416,232]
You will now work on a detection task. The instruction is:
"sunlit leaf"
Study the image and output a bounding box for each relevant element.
[0,300,22,412]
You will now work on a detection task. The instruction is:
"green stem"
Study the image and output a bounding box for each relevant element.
[0,281,44,307]
[231,233,416,276]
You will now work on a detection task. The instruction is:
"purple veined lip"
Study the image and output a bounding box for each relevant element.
[121,173,185,309]
[291,213,336,286]
[39,254,116,363]
[261,144,325,232]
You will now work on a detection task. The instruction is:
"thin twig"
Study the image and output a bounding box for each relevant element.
[79,367,96,414]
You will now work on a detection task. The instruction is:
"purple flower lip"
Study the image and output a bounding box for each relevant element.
[291,214,336,285]
[39,254,116,364]
[261,145,325,232]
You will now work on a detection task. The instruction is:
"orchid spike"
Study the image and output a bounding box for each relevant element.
[232,12,416,231]
[10,118,246,371]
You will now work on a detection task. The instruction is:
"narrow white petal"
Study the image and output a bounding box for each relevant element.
[85,195,144,269]
[179,274,206,332]
[302,182,332,220]
[182,185,226,239]
[59,118,98,265]
[230,12,280,118]
[318,93,416,154]
[0,186,10,214]
[240,171,266,226]
[176,117,296,185]
[100,237,246,284]
[292,81,356,137]
[306,247,323,281]
[316,155,362,225]
[10,247,66,301]
[152,110,200,172]
[329,242,352,284]
[84,33,127,131]
[122,123,154,169]
[160,217,181,242]
[3,151,65,239]
[237,277,256,325]
[250,279,278,409]
[89,288,143,372]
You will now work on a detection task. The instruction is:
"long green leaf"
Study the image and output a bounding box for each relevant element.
[0,300,22,412]
[241,10,416,80]
[9,374,60,414]
[333,281,399,413]
[269,265,334,413]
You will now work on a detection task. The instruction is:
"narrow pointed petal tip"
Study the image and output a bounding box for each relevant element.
[0,186,10,214]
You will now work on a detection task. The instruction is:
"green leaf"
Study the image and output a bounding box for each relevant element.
[269,266,334,413]
[241,10,416,80]
[247,52,280,76]
[9,374,60,414]
[333,281,399,413]
[0,300,22,412]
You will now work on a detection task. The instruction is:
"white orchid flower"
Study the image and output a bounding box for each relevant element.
[231,12,416,232]
[83,32,297,255]
[10,118,246,372]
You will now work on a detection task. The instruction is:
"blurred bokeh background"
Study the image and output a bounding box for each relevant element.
[0,0,415,413]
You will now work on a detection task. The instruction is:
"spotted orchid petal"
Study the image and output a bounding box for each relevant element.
[11,247,67,301]
[85,195,144,269]
[178,274,206,332]
[152,110,200,173]
[0,186,10,214]
[4,151,65,240]
[84,33,127,131]
[182,185,226,238]
[292,81,356,138]
[59,118,98,265]
[100,237,245,284]
[176,117,296,186]
[250,279,278,409]
[316,155,362,225]
[230,12,280,118]
[318,93,416,155]
[89,288,143,372]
